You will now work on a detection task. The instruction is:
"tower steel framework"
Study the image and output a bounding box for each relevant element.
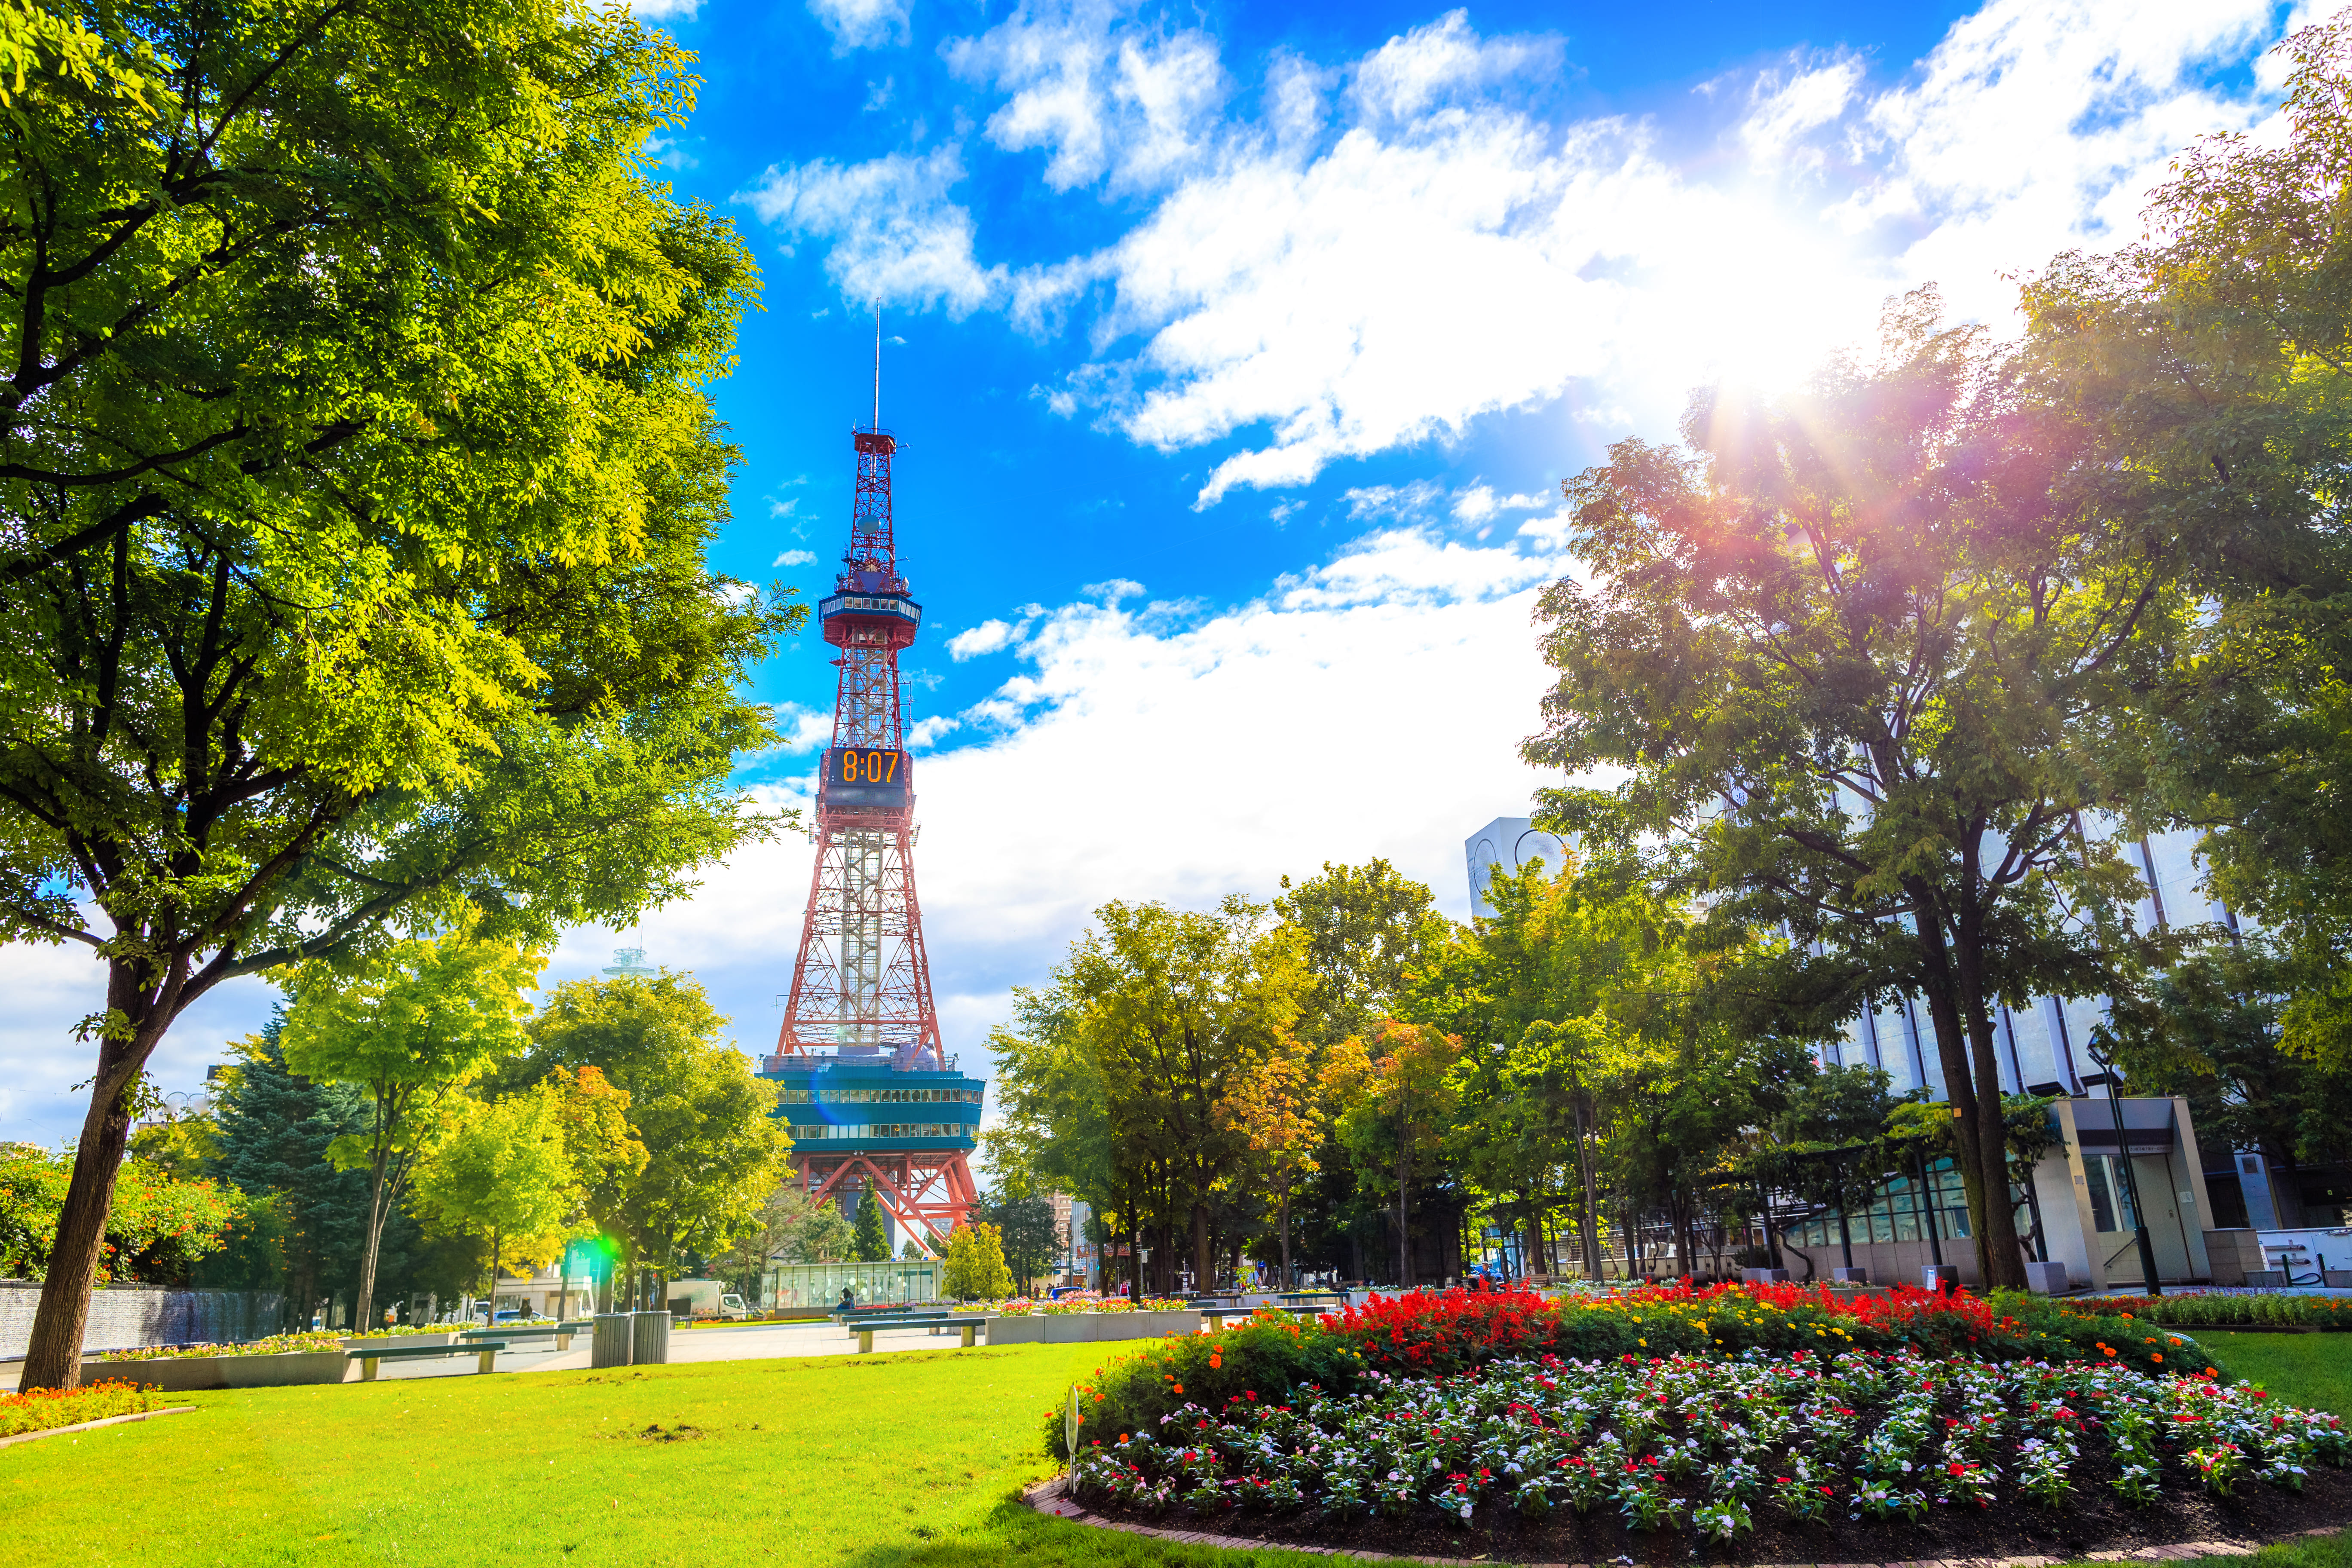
[769,388,978,1253]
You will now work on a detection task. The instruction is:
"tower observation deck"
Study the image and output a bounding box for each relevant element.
[765,370,981,1255]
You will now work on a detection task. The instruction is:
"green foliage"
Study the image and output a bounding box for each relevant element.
[989,896,1309,1292]
[280,936,543,1325]
[853,1185,890,1264]
[203,1014,378,1301]
[0,1142,245,1284]
[1275,860,1451,1048]
[1524,292,2191,1286]
[2017,18,2352,1087]
[975,1191,1059,1288]
[521,972,793,1286]
[940,1221,1014,1300]
[407,1082,577,1288]
[2063,1293,2352,1331]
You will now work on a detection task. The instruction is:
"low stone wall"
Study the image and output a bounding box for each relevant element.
[0,1279,284,1357]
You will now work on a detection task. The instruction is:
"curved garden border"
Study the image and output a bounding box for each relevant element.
[1018,1477,2344,1564]
[0,1406,196,1452]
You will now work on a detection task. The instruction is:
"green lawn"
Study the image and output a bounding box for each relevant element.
[10,1334,2352,1568]
[2,1342,1324,1568]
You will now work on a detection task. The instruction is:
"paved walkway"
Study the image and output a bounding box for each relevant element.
[7,1317,997,1390]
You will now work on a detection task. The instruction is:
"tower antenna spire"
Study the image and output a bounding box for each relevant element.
[872,299,881,429]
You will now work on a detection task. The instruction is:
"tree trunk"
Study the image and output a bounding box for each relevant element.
[1909,885,2030,1291]
[20,979,175,1392]
[1396,1136,1414,1290]
[1524,1213,1547,1281]
[1277,1174,1292,1291]
[1952,919,2029,1290]
[1575,1096,1602,1278]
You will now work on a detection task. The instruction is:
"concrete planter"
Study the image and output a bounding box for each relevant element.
[1042,1314,1098,1344]
[81,1356,228,1392]
[1127,1310,1200,1338]
[986,1315,1044,1344]
[84,1350,348,1390]
[224,1351,348,1387]
[341,1332,457,1353]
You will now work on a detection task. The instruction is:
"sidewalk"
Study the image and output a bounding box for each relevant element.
[3,1317,1002,1389]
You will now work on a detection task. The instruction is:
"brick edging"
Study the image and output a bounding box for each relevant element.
[1017,1478,2334,1565]
[0,1405,198,1451]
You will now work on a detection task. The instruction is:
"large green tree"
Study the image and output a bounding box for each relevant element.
[989,898,1308,1294]
[0,0,798,1388]
[521,972,793,1308]
[280,937,540,1329]
[406,1080,576,1302]
[1526,294,2184,1289]
[1275,860,1451,1047]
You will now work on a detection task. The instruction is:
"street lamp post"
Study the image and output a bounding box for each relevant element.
[2086,1041,2163,1298]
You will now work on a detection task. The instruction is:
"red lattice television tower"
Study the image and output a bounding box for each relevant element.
[766,317,978,1253]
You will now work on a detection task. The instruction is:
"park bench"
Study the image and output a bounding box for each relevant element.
[832,1307,946,1326]
[348,1340,508,1381]
[839,1311,952,1336]
[1199,1304,1326,1330]
[853,1315,988,1354]
[459,1324,579,1351]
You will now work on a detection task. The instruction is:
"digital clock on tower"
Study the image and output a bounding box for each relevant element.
[821,746,913,810]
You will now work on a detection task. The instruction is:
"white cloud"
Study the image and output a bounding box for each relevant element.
[630,0,701,18]
[946,0,1228,193]
[735,147,1003,315]
[772,549,818,567]
[1451,484,1550,523]
[947,618,1025,659]
[1738,55,1865,165]
[906,715,963,748]
[808,0,909,51]
[1345,9,1562,123]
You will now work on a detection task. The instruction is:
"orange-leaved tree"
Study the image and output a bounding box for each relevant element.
[1215,1030,1326,1291]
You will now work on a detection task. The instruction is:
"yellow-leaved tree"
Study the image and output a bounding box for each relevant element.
[940,1221,1013,1302]
[407,1084,576,1310]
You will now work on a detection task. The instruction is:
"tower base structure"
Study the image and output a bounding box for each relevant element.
[760,1050,982,1254]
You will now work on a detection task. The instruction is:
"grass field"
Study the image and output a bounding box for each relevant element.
[6,1332,2352,1568]
[0,1341,1325,1568]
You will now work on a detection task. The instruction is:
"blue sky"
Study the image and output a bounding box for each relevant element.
[0,0,2304,1148]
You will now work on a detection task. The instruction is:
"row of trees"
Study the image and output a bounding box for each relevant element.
[2,949,807,1328]
[986,858,1819,1293]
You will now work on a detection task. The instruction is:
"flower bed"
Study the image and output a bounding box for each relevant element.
[0,1379,166,1438]
[1063,1347,2352,1562]
[95,1331,345,1360]
[1047,1284,2213,1446]
[2062,1295,2352,1332]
